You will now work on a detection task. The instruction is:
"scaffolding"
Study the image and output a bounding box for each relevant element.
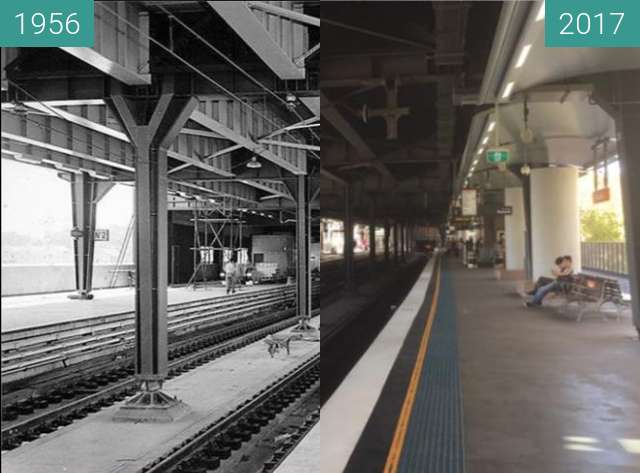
[186,208,247,289]
[108,214,135,288]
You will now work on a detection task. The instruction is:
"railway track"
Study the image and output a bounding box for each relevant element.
[1,283,319,450]
[320,256,385,297]
[1,308,320,451]
[142,354,320,473]
[2,285,312,386]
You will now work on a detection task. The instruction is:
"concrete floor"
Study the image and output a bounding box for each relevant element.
[274,422,320,473]
[1,283,287,331]
[454,263,640,473]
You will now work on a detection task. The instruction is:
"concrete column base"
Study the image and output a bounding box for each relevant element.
[113,380,189,423]
[68,292,94,300]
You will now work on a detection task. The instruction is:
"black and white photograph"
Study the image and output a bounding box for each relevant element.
[2,2,640,473]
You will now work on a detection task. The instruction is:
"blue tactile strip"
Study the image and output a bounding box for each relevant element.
[397,270,465,473]
[342,262,438,473]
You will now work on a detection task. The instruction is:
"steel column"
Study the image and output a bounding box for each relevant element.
[393,223,399,265]
[521,175,534,280]
[384,221,390,264]
[68,173,113,299]
[344,184,354,289]
[296,174,310,321]
[369,203,376,262]
[110,92,198,421]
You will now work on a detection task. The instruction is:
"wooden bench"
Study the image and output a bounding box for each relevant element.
[559,274,629,322]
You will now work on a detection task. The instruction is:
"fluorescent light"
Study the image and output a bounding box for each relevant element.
[565,444,602,452]
[482,136,489,145]
[618,438,640,454]
[473,159,479,165]
[564,436,598,444]
[515,44,532,69]
[477,148,485,155]
[488,121,495,132]
[502,81,515,99]
[536,1,545,22]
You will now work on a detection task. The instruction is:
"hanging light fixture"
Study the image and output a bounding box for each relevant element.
[285,92,297,111]
[246,156,262,169]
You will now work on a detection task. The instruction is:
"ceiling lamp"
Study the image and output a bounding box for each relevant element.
[520,164,531,176]
[246,156,262,169]
[285,92,297,111]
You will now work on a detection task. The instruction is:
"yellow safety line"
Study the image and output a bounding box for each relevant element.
[383,266,441,473]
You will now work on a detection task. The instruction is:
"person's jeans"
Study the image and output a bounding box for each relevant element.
[532,280,559,305]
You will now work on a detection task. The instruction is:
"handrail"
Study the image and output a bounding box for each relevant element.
[581,241,628,276]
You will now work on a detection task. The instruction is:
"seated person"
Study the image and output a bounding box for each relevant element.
[526,256,564,295]
[557,255,575,291]
[525,256,573,307]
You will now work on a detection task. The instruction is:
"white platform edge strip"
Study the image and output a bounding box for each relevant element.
[320,252,440,473]
[273,422,321,473]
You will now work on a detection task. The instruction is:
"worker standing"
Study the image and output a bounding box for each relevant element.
[224,257,237,294]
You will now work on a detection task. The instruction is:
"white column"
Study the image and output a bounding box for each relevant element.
[530,167,581,280]
[504,187,526,271]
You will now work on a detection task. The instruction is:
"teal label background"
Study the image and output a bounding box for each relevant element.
[486,149,509,164]
[0,0,94,47]
[546,0,640,47]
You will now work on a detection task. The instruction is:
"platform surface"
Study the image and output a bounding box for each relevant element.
[1,283,287,332]
[455,264,639,473]
[274,422,320,473]
[321,256,436,473]
[321,256,640,473]
[1,319,320,473]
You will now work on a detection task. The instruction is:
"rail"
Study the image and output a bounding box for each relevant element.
[2,283,319,385]
[581,241,628,276]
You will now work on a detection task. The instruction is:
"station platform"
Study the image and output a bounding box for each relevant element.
[322,255,640,473]
[273,422,319,473]
[1,283,287,332]
[1,317,320,473]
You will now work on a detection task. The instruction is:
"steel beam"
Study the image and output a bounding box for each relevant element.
[190,110,305,175]
[262,116,319,139]
[321,92,395,183]
[60,47,150,85]
[167,150,234,177]
[208,1,304,80]
[1,110,135,172]
[61,3,151,86]
[258,139,320,152]
[247,1,320,27]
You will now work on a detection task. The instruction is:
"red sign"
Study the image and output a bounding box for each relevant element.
[592,187,610,203]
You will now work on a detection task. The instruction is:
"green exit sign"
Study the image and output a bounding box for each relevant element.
[486,148,510,164]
